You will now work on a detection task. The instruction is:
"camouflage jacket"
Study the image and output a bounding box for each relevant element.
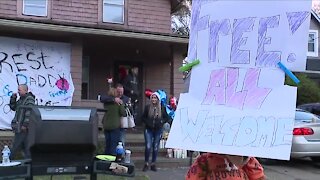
[9,92,35,133]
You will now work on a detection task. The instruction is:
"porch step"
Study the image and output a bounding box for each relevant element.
[131,156,192,169]
[124,127,193,169]
[125,146,168,158]
[98,129,146,147]
[98,127,193,168]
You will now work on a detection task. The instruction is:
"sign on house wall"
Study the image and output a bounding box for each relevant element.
[166,0,312,160]
[0,36,74,130]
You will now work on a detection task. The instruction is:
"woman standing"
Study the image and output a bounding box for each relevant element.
[142,92,171,172]
[102,88,126,156]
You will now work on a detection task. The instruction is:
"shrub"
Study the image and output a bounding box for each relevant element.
[285,73,320,105]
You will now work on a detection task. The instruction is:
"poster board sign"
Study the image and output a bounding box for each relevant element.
[166,0,311,160]
[0,37,74,129]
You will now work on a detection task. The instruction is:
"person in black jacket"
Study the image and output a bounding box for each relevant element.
[123,67,139,117]
[142,92,171,172]
[9,84,35,159]
[123,67,139,102]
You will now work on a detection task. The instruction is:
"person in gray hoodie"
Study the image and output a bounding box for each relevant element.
[9,84,35,159]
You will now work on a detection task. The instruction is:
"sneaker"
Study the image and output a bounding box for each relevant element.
[150,164,157,172]
[142,164,149,172]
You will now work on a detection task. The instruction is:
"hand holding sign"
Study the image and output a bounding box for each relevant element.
[166,0,311,160]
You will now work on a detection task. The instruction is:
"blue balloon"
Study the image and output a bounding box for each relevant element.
[155,89,175,120]
[156,89,167,105]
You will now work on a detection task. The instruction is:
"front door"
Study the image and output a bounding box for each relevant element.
[114,62,143,125]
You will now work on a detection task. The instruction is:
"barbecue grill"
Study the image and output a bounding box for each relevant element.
[1,106,135,179]
[27,106,98,179]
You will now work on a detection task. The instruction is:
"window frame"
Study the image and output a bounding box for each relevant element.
[19,0,50,18]
[308,30,319,57]
[102,0,125,24]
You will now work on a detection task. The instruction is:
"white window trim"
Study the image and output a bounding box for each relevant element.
[102,0,124,24]
[308,30,318,57]
[23,0,48,17]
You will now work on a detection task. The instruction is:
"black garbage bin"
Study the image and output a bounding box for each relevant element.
[27,106,98,177]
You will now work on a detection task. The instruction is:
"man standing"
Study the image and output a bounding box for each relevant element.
[101,83,130,107]
[123,67,139,117]
[9,84,35,159]
[100,83,130,146]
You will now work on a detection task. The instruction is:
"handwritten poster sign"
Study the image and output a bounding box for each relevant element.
[0,36,74,130]
[166,0,312,160]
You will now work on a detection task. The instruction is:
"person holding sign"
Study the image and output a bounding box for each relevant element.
[9,84,35,159]
[141,92,171,172]
[186,153,265,180]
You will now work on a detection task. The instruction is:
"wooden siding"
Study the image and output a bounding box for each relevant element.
[172,46,186,97]
[51,0,98,24]
[144,59,171,96]
[128,0,171,33]
[0,0,172,34]
[0,0,16,17]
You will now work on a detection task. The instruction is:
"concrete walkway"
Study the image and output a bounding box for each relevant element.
[135,167,188,180]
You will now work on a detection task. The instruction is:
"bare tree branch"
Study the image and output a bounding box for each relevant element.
[171,0,191,36]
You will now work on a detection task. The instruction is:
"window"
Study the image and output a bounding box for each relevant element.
[103,0,124,24]
[23,0,47,17]
[81,56,90,99]
[308,30,318,57]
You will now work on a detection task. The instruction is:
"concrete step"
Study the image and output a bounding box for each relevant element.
[124,133,145,147]
[131,156,192,169]
[125,146,168,158]
[98,130,144,141]
[98,131,145,147]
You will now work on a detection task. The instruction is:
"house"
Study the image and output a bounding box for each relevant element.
[0,0,188,127]
[305,10,320,82]
[1,1,318,129]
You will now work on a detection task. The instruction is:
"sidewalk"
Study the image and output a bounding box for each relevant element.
[135,167,188,180]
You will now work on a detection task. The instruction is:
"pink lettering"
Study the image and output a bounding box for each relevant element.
[243,68,271,109]
[202,68,271,109]
[226,68,247,109]
[202,69,225,105]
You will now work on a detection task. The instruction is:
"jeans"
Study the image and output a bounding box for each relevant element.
[104,128,121,156]
[120,128,126,147]
[144,128,163,163]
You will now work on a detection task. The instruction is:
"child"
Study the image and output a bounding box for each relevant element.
[186,153,265,180]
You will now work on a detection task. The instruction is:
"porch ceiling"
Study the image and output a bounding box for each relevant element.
[83,35,178,60]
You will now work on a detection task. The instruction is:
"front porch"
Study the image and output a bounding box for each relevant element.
[0,19,188,127]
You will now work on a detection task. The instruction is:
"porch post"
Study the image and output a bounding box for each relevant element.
[171,45,186,99]
[70,38,83,106]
